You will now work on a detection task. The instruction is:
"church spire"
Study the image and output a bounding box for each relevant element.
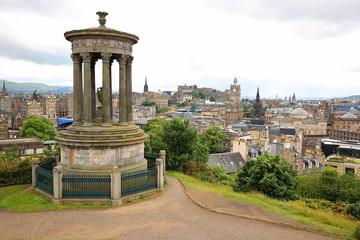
[143,76,148,93]
[2,81,6,93]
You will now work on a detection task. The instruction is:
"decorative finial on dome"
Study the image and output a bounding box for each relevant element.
[96,11,108,27]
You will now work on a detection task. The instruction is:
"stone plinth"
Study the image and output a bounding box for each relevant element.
[56,124,148,173]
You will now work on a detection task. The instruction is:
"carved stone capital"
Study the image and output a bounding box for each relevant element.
[71,54,81,64]
[118,55,127,65]
[126,56,133,65]
[101,52,112,62]
[80,52,92,63]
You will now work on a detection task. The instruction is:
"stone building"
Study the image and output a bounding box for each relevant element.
[330,109,360,131]
[56,93,73,118]
[26,100,43,117]
[270,108,327,137]
[225,78,243,126]
[0,81,12,113]
[42,94,57,125]
[145,92,169,109]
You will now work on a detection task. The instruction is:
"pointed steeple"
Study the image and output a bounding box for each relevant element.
[143,76,148,93]
[2,81,6,94]
[234,77,238,84]
[256,87,260,102]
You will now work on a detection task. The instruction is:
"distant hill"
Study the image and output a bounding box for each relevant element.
[341,95,360,101]
[0,80,72,94]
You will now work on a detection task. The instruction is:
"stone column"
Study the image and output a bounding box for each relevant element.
[31,158,39,190]
[111,166,121,205]
[71,54,83,126]
[52,150,60,166]
[80,52,93,127]
[126,56,134,124]
[110,59,113,120]
[101,52,112,126]
[118,55,128,125]
[91,59,97,121]
[156,158,164,190]
[52,165,63,205]
[159,150,166,176]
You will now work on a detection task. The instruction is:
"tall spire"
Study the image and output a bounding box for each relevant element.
[143,76,148,93]
[2,81,6,94]
[234,77,238,84]
[256,87,260,101]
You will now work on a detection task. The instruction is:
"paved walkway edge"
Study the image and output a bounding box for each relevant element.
[175,177,323,234]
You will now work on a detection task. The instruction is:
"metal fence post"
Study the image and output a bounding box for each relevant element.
[156,158,164,190]
[31,158,39,191]
[111,166,122,205]
[52,165,63,205]
[159,150,166,176]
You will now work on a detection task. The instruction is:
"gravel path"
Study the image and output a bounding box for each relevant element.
[0,177,335,239]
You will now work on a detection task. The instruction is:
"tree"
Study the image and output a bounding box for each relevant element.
[298,166,360,203]
[144,118,167,156]
[168,99,174,105]
[180,100,190,107]
[142,100,156,106]
[144,117,209,170]
[200,126,227,153]
[164,118,208,170]
[190,91,200,99]
[156,107,168,114]
[21,116,57,141]
[234,153,299,200]
[210,96,215,102]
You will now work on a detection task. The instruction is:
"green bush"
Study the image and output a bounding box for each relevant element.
[349,202,360,220]
[184,161,235,186]
[0,157,32,185]
[234,153,299,200]
[298,167,360,204]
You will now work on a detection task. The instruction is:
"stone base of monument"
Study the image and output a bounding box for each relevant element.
[56,123,148,173]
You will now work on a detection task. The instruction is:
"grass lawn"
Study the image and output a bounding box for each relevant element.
[0,184,111,212]
[167,171,359,240]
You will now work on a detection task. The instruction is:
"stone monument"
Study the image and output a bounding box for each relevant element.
[56,11,148,174]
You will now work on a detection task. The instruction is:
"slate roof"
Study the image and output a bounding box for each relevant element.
[208,152,245,174]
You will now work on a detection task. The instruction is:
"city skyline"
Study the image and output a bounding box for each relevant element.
[1,0,360,98]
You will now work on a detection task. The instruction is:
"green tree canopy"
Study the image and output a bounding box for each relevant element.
[234,153,299,200]
[200,126,227,153]
[297,166,360,203]
[210,96,215,102]
[156,107,168,114]
[142,100,156,106]
[144,117,208,170]
[21,116,57,141]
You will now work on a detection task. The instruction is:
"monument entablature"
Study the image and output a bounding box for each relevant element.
[56,11,148,173]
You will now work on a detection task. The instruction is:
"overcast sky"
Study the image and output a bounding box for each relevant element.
[1,0,360,99]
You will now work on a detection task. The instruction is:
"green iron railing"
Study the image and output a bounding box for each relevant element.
[62,174,111,199]
[121,168,157,197]
[36,158,55,195]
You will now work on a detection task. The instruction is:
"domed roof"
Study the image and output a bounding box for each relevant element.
[290,108,308,115]
[307,113,313,118]
[340,112,357,119]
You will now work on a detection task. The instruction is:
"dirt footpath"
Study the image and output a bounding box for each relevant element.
[0,177,335,240]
